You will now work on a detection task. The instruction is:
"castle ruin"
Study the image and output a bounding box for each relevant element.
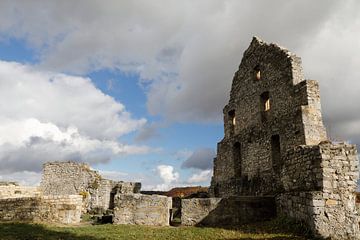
[0,37,359,239]
[183,37,360,239]
[0,162,172,226]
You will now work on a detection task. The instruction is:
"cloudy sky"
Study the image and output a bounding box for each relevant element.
[0,0,359,190]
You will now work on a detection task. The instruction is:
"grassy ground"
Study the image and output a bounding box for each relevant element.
[0,218,310,240]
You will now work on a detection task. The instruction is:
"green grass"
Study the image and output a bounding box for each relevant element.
[0,218,309,240]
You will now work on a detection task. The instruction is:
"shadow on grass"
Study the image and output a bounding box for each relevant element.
[196,217,312,240]
[0,222,104,240]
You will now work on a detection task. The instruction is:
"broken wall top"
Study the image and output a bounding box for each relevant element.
[223,36,327,147]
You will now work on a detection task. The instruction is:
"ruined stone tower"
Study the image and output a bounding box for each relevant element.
[209,37,359,239]
[210,36,328,196]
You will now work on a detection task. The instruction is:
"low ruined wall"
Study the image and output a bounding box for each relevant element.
[41,195,82,224]
[0,197,41,221]
[89,179,141,211]
[41,161,141,212]
[182,196,276,226]
[278,143,360,240]
[0,195,82,224]
[41,162,101,196]
[113,194,172,226]
[0,184,41,199]
[181,198,221,226]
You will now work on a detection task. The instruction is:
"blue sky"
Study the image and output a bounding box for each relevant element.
[0,1,359,190]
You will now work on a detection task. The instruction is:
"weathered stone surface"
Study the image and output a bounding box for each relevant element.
[113,194,172,226]
[0,182,41,199]
[208,37,359,239]
[40,161,141,212]
[210,37,327,197]
[0,195,82,224]
[182,196,275,226]
[181,198,221,226]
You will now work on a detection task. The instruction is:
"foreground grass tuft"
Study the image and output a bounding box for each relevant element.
[0,218,308,240]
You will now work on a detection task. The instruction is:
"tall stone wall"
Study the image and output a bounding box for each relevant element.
[0,195,82,224]
[211,37,327,197]
[208,37,359,239]
[113,194,172,226]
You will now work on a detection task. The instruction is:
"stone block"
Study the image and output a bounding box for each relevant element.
[113,194,172,226]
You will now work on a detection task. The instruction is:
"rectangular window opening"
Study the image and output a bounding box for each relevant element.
[233,142,242,178]
[271,135,281,173]
[260,92,270,112]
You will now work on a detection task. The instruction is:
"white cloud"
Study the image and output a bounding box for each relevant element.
[0,171,41,186]
[153,165,180,191]
[0,61,146,139]
[0,60,149,174]
[187,170,212,184]
[157,165,179,184]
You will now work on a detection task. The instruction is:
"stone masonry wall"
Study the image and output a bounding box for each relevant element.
[0,182,41,199]
[41,161,141,212]
[182,196,276,226]
[209,37,359,239]
[181,198,221,226]
[210,37,327,197]
[278,142,360,239]
[88,179,141,212]
[0,195,82,224]
[41,162,101,196]
[113,193,172,226]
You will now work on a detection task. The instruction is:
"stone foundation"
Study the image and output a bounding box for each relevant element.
[113,194,172,226]
[0,195,82,224]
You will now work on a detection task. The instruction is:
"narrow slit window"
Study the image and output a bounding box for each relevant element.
[228,110,236,126]
[233,142,242,178]
[254,65,261,80]
[265,98,270,111]
[260,92,270,112]
[271,135,281,173]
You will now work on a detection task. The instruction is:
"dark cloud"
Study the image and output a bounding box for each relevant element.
[182,148,215,170]
[134,123,160,143]
[0,135,112,174]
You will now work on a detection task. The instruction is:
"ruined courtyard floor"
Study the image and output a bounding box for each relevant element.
[0,218,308,240]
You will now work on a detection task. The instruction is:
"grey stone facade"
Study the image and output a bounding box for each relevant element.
[207,37,359,239]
